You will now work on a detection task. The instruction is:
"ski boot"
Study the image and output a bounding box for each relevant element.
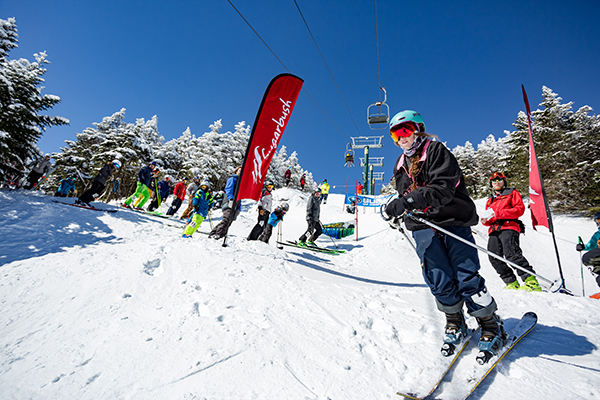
[297,240,308,248]
[504,280,520,290]
[518,275,542,292]
[306,241,317,247]
[475,312,507,365]
[441,310,467,357]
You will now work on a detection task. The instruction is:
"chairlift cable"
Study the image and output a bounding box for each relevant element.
[293,0,362,140]
[226,0,352,144]
[374,0,383,100]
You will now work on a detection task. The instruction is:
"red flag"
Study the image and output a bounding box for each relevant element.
[236,74,304,201]
[522,85,550,231]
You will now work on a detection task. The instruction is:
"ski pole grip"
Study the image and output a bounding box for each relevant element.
[578,236,584,244]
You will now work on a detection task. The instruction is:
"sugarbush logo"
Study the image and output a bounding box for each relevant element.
[252,98,292,183]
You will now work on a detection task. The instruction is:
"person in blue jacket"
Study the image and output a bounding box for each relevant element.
[55,177,76,197]
[258,203,289,244]
[182,180,214,238]
[208,167,241,240]
[123,161,158,208]
[147,176,172,212]
[577,212,600,293]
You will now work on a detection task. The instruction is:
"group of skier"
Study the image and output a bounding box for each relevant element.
[382,109,600,365]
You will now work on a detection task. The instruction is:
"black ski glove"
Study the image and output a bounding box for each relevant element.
[385,197,409,218]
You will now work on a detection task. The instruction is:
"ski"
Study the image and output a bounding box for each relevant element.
[52,200,118,213]
[32,167,57,190]
[433,312,537,400]
[286,240,345,253]
[276,240,344,255]
[396,329,478,400]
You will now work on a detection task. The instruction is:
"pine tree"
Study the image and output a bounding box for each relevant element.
[0,18,68,183]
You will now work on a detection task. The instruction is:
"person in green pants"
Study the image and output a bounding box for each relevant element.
[182,181,213,238]
[123,161,158,208]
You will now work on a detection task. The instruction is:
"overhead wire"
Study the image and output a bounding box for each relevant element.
[374,0,383,102]
[293,0,362,140]
[226,0,352,144]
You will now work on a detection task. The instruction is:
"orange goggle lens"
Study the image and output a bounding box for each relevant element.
[390,122,417,142]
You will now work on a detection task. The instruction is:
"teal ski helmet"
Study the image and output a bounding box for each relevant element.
[389,110,426,133]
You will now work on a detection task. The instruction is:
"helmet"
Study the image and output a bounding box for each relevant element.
[280,203,289,212]
[182,177,188,182]
[193,176,200,181]
[489,171,507,187]
[390,110,426,133]
[69,176,76,182]
[200,180,210,189]
[315,188,322,194]
[265,180,274,187]
[150,161,157,166]
[112,159,121,169]
[164,175,171,181]
[594,212,600,227]
[324,179,327,183]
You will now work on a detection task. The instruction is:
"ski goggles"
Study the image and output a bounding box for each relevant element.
[390,121,418,142]
[489,172,506,182]
[490,177,504,183]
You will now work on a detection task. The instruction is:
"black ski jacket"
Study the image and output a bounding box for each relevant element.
[94,163,114,185]
[305,193,321,222]
[392,139,478,231]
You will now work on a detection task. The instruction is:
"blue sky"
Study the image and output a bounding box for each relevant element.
[4,0,600,193]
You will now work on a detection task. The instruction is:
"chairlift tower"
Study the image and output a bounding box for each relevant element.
[350,136,384,196]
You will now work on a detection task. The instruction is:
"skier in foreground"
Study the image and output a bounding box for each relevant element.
[383,110,506,363]
[480,171,541,291]
[577,212,600,299]
[298,188,323,247]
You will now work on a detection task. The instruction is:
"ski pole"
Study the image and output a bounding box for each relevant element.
[578,236,585,297]
[208,210,214,229]
[398,224,417,252]
[277,223,283,249]
[405,211,571,294]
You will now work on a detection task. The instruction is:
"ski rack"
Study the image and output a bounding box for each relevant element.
[350,136,384,149]
[359,156,384,167]
[367,87,389,130]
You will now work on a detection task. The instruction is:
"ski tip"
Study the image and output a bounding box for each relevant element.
[523,311,537,320]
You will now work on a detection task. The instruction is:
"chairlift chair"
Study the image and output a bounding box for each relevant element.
[367,87,389,130]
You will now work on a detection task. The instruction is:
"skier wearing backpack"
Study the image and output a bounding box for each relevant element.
[480,171,541,292]
[247,181,273,241]
[166,177,187,216]
[182,180,213,238]
[258,203,289,244]
[576,212,600,298]
[382,110,506,363]
[76,160,121,206]
[123,161,157,209]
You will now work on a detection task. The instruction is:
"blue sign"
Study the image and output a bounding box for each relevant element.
[345,193,395,208]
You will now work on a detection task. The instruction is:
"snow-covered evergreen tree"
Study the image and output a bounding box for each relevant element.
[0,18,68,183]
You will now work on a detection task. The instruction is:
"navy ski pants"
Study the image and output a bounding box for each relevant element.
[413,226,495,317]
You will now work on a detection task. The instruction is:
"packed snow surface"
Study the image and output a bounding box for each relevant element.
[1,189,599,400]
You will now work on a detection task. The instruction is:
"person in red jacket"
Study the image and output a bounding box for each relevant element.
[480,172,541,291]
[166,177,188,216]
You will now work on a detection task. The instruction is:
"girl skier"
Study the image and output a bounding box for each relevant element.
[383,110,506,363]
[182,180,213,238]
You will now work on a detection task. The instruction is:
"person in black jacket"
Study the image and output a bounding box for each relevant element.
[123,161,157,208]
[298,188,322,246]
[383,110,506,362]
[76,159,121,206]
